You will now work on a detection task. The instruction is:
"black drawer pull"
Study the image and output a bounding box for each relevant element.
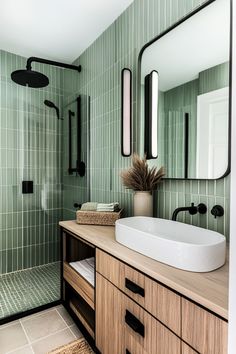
[125,310,145,337]
[126,350,131,354]
[125,278,145,297]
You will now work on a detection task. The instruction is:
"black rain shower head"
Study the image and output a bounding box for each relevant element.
[11,56,81,88]
[44,100,60,120]
[11,69,49,88]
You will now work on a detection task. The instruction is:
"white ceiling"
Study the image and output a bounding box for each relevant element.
[0,0,133,63]
[141,0,230,91]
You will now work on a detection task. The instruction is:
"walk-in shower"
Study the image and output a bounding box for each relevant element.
[0,51,82,324]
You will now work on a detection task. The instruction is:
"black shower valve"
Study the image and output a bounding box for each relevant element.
[74,203,81,209]
[211,205,224,218]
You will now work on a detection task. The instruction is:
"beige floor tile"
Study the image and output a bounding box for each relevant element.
[21,308,55,323]
[56,307,74,326]
[0,322,28,354]
[32,328,75,354]
[7,345,34,354]
[69,324,83,339]
[21,309,67,342]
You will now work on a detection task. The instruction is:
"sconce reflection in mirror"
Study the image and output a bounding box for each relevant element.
[144,70,158,159]
[121,68,132,157]
[68,96,86,177]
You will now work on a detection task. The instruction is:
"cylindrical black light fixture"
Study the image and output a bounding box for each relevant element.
[144,70,159,159]
[121,68,132,157]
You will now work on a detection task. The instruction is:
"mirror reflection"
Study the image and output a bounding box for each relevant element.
[140,0,230,179]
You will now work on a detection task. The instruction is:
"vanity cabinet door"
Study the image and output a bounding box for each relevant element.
[96,249,181,335]
[96,272,122,353]
[96,272,181,354]
[182,299,228,354]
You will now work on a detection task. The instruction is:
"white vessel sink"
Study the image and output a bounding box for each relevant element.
[115,217,226,272]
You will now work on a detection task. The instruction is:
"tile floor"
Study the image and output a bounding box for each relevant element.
[0,263,60,320]
[0,305,83,354]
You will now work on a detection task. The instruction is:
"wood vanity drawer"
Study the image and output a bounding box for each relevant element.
[182,299,228,354]
[96,249,181,335]
[96,273,181,354]
[63,262,94,310]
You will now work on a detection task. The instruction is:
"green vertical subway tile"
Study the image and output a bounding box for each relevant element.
[0,50,63,274]
[216,179,225,197]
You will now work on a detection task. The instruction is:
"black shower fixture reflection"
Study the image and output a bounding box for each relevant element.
[11,56,81,88]
[44,100,61,120]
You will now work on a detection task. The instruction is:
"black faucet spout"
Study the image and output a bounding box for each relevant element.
[172,203,207,221]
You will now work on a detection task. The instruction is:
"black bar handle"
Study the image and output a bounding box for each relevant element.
[68,110,75,175]
[67,103,85,177]
[125,278,145,297]
[77,96,81,167]
[125,310,145,337]
[126,350,131,354]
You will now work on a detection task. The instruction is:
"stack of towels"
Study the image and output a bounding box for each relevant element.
[69,257,95,287]
[80,202,119,212]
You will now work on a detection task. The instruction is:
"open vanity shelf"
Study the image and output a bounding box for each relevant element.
[62,230,95,339]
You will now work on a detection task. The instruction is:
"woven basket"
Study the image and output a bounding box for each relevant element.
[48,338,94,354]
[76,209,123,226]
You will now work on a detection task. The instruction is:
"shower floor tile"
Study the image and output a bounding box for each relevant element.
[0,263,60,320]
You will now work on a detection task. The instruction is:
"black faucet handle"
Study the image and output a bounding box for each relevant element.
[198,203,207,214]
[211,205,224,218]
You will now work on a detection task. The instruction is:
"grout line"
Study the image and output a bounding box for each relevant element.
[19,319,35,353]
[29,326,72,345]
[68,326,79,340]
[0,319,20,330]
[55,308,73,329]
[55,308,78,340]
[6,343,34,354]
[20,308,56,323]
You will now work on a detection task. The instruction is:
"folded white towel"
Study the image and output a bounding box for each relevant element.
[97,202,119,208]
[69,257,95,287]
[97,202,119,212]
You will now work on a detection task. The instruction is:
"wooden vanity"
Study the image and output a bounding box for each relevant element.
[60,220,229,354]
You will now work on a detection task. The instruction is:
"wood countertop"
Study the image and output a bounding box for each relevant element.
[59,220,229,320]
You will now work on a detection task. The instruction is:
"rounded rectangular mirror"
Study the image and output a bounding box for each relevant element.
[139,0,231,179]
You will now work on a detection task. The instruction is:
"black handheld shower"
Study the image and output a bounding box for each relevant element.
[11,56,81,88]
[44,100,61,120]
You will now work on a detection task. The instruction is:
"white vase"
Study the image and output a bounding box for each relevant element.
[133,191,153,217]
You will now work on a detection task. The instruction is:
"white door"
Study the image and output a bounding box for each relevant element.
[196,87,229,179]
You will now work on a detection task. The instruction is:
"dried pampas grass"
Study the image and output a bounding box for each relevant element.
[121,154,165,191]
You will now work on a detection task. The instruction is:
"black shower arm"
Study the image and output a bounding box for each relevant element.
[26,57,81,72]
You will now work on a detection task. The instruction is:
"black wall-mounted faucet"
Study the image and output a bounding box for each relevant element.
[172,203,207,221]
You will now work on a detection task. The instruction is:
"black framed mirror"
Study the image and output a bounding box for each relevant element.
[139,0,231,180]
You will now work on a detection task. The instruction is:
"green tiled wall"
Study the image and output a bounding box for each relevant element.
[62,0,230,238]
[0,50,64,274]
[62,72,90,220]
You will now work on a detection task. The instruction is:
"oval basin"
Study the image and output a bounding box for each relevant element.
[115,217,226,272]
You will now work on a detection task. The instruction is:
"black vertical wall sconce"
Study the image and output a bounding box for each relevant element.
[68,96,85,177]
[121,68,132,157]
[144,70,159,159]
[184,112,189,179]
